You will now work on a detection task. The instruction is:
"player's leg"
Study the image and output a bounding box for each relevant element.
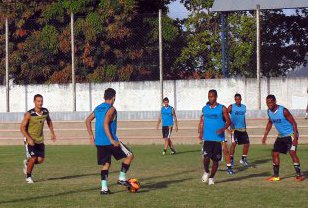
[202,141,210,183]
[167,127,176,154]
[115,142,134,186]
[97,146,112,194]
[26,156,37,183]
[208,142,222,185]
[101,162,111,194]
[239,131,250,166]
[267,151,280,181]
[162,126,169,155]
[229,131,236,167]
[289,144,304,181]
[222,142,234,174]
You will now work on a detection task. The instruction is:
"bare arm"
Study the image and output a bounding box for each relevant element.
[284,108,299,145]
[172,108,178,132]
[46,115,56,142]
[20,112,34,146]
[227,104,234,132]
[262,119,273,144]
[217,106,231,134]
[104,107,119,147]
[85,112,95,144]
[198,115,204,141]
[156,114,162,130]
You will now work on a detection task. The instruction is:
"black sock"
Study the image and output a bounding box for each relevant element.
[294,163,302,176]
[171,148,176,152]
[101,170,108,180]
[27,173,31,178]
[273,164,279,177]
[230,156,234,161]
[121,163,130,173]
[242,155,247,160]
[227,165,232,169]
[163,149,167,152]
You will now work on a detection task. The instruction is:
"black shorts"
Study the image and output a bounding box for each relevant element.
[232,130,249,145]
[202,141,222,161]
[273,136,296,154]
[97,142,133,165]
[162,126,173,139]
[27,143,45,158]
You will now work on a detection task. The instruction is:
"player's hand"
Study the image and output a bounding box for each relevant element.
[89,135,94,144]
[51,134,56,142]
[216,128,225,135]
[262,136,267,145]
[111,140,120,147]
[27,138,35,146]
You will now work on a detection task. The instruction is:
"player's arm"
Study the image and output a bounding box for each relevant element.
[20,112,34,146]
[172,108,178,132]
[85,112,95,144]
[227,104,234,134]
[46,115,56,142]
[217,106,231,134]
[284,108,299,145]
[156,113,162,130]
[104,107,119,147]
[262,119,273,144]
[198,115,204,141]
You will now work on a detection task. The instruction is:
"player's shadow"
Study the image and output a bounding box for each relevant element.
[216,171,270,184]
[140,177,193,192]
[0,187,98,205]
[174,149,201,155]
[36,171,116,182]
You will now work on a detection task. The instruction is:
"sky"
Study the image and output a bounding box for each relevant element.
[167,0,189,20]
[167,0,300,20]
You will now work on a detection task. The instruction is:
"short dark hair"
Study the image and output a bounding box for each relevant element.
[163,97,169,102]
[208,89,217,96]
[34,94,43,101]
[266,94,276,101]
[235,93,241,98]
[104,88,116,100]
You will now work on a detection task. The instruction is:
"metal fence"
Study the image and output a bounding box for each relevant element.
[0,3,307,112]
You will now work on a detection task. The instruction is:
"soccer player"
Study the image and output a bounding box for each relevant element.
[85,88,134,195]
[228,93,250,167]
[20,94,56,183]
[199,115,234,175]
[199,89,231,185]
[262,95,305,182]
[156,97,178,155]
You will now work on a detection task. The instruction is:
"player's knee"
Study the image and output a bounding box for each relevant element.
[128,153,134,160]
[37,157,44,164]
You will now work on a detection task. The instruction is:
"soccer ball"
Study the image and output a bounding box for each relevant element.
[127,178,141,193]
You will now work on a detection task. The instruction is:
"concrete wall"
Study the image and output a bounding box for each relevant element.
[0,77,307,113]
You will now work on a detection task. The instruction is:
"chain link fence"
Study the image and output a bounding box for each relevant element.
[0,5,307,112]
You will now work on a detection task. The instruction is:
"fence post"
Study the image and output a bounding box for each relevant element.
[71,12,76,112]
[5,17,9,112]
[256,4,261,110]
[159,9,163,108]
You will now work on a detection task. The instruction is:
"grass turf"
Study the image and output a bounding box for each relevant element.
[0,144,307,208]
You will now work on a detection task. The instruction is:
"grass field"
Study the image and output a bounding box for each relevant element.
[0,144,307,208]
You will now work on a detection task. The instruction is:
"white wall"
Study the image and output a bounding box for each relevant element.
[0,77,307,112]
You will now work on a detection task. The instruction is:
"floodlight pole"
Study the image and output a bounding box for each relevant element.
[221,12,229,78]
[71,12,76,112]
[256,5,261,110]
[159,9,163,107]
[5,17,9,112]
